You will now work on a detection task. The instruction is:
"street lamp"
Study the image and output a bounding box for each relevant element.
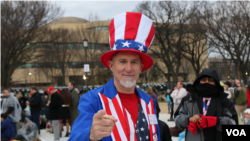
[246,72,248,75]
[83,38,88,63]
[83,74,87,92]
[83,38,89,91]
[34,70,37,84]
[29,73,31,83]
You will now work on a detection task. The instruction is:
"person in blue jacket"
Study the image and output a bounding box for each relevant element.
[1,113,14,141]
[68,12,161,141]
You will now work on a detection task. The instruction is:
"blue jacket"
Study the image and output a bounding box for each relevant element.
[68,78,161,141]
[1,119,14,140]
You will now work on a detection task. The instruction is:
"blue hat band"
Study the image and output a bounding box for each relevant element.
[111,39,148,54]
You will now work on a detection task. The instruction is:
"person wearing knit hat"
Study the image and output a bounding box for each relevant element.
[47,86,62,141]
[243,109,250,125]
[69,12,160,141]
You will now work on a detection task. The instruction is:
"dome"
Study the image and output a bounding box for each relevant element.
[48,17,89,24]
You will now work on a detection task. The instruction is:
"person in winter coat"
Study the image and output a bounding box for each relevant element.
[14,113,38,141]
[68,81,79,128]
[247,81,250,108]
[243,109,250,125]
[60,89,71,137]
[166,89,173,114]
[232,79,248,121]
[1,88,22,134]
[26,86,42,134]
[1,113,14,141]
[175,68,238,141]
[47,86,62,141]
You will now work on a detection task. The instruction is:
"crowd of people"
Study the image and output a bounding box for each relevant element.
[1,81,82,141]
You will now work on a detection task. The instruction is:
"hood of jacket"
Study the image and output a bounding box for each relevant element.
[193,68,224,92]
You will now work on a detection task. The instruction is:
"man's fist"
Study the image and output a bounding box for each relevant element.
[90,109,117,141]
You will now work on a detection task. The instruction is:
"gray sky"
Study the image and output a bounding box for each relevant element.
[54,1,142,21]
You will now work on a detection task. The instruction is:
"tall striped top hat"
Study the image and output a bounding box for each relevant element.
[100,12,155,71]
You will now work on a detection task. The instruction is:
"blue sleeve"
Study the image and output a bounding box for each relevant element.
[1,120,8,131]
[68,91,102,141]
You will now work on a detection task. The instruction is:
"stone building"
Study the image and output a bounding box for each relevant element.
[10,17,209,88]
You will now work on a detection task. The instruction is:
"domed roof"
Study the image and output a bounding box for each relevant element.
[48,17,89,24]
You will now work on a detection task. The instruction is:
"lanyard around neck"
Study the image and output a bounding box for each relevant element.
[203,97,211,116]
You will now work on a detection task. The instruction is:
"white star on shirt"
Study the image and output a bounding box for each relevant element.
[140,127,144,131]
[112,44,117,50]
[136,129,139,133]
[146,135,149,139]
[140,137,142,140]
[142,118,145,122]
[138,45,145,52]
[122,41,131,48]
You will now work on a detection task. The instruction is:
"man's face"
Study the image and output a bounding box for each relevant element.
[68,83,73,90]
[244,113,250,120]
[200,77,216,86]
[225,84,229,89]
[50,89,55,95]
[235,80,241,86]
[174,87,177,90]
[2,90,10,97]
[177,82,183,89]
[108,51,143,88]
[30,89,36,94]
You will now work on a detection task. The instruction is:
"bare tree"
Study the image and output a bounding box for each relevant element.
[202,1,250,84]
[139,62,163,84]
[135,1,204,86]
[37,28,80,85]
[181,11,209,77]
[180,58,192,82]
[1,1,63,88]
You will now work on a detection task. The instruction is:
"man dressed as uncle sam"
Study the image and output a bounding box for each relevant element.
[68,12,160,141]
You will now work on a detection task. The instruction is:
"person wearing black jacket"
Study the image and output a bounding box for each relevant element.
[174,68,238,141]
[47,86,62,141]
[27,86,41,134]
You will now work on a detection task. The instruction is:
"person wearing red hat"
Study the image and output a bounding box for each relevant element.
[47,86,62,141]
[69,12,160,141]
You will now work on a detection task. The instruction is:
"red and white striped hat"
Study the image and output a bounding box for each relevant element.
[100,12,155,71]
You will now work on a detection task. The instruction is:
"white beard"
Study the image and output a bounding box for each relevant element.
[120,78,136,88]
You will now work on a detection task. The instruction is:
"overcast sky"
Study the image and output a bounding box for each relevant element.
[54,1,142,21]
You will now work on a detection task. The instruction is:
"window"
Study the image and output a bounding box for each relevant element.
[88,26,109,30]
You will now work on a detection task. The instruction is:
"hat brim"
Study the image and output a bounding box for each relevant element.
[100,49,153,72]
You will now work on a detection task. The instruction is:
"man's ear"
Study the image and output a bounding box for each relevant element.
[140,64,144,72]
[108,60,113,71]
